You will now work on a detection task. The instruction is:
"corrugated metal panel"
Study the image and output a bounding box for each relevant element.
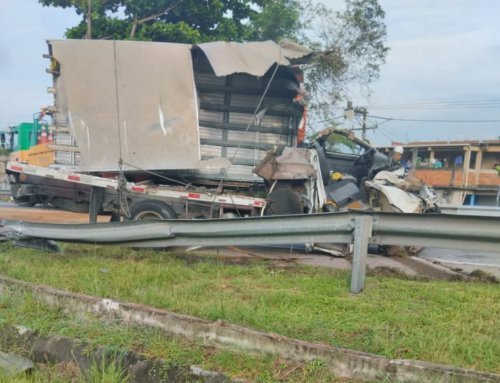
[199,92,226,105]
[199,109,223,123]
[55,151,72,164]
[54,131,79,166]
[196,72,226,86]
[259,132,287,145]
[187,62,300,182]
[226,147,259,162]
[200,145,222,158]
[226,164,257,178]
[230,94,290,109]
[54,132,72,146]
[199,127,223,140]
[227,130,259,143]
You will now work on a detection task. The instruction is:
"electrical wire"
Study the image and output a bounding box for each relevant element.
[367,104,500,110]
[380,126,406,140]
[368,115,500,123]
[307,115,345,125]
[364,98,500,108]
[377,127,397,143]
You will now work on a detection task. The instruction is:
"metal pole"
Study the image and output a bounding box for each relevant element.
[410,147,418,177]
[496,185,500,207]
[362,110,367,140]
[350,216,373,294]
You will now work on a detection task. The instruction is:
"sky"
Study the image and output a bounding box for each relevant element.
[1,0,500,146]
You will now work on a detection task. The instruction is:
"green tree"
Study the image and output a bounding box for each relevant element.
[39,0,276,42]
[244,0,303,42]
[300,0,389,126]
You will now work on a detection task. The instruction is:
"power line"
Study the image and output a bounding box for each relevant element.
[378,127,398,143]
[368,105,500,110]
[380,126,406,140]
[364,99,500,108]
[368,115,500,123]
[308,115,345,125]
[367,104,500,110]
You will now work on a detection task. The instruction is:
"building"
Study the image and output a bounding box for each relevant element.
[377,140,500,206]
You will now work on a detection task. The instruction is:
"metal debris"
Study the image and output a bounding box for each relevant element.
[0,351,34,377]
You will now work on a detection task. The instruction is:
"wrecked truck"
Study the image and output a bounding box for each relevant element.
[6,38,438,256]
[8,38,316,219]
[253,127,440,255]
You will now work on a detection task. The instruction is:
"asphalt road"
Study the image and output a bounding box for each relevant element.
[420,247,500,276]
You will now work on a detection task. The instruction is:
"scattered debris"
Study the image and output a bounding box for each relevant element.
[468,269,499,284]
[0,351,34,377]
[13,238,62,253]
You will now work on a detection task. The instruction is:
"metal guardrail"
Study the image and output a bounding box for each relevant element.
[439,204,500,217]
[2,211,500,293]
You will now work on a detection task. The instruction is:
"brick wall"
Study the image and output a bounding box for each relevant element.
[415,170,453,186]
[414,169,500,187]
[476,172,500,186]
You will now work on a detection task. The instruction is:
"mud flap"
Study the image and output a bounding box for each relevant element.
[89,186,104,223]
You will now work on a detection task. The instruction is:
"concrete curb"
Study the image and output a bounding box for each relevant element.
[0,275,498,382]
[0,325,234,383]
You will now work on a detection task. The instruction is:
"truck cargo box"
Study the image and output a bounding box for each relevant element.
[46,39,312,183]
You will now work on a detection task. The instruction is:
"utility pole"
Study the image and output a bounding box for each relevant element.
[361,108,367,140]
[345,102,376,140]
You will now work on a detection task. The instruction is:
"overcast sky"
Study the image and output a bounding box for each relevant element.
[1,0,499,146]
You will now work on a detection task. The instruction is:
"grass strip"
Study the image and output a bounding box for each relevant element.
[0,243,499,373]
[0,291,345,382]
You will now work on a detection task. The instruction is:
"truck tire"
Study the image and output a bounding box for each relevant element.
[126,200,177,221]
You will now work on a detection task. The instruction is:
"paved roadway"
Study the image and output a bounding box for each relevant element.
[1,203,499,278]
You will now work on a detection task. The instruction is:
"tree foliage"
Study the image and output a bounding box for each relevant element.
[39,0,278,42]
[300,0,389,126]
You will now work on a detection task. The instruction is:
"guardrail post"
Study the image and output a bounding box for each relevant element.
[350,215,373,294]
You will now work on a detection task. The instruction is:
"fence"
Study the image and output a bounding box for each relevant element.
[3,211,500,293]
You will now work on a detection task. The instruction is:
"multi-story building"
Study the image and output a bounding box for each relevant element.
[377,140,500,206]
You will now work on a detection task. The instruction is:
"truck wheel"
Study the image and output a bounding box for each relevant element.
[126,201,177,251]
[126,200,177,221]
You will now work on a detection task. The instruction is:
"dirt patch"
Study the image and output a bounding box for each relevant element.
[368,265,500,284]
[468,269,500,284]
[367,266,431,281]
[0,206,109,224]
[392,257,456,279]
[173,253,265,266]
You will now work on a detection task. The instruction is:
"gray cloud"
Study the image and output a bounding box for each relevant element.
[322,0,500,145]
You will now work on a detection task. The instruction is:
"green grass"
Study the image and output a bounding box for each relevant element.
[0,242,499,374]
[0,354,129,383]
[0,293,343,383]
